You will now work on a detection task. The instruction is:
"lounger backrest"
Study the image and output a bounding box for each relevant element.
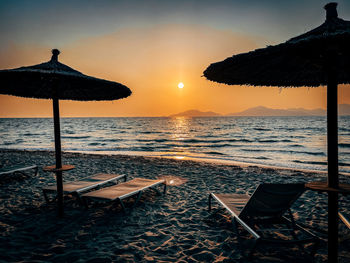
[239,183,305,219]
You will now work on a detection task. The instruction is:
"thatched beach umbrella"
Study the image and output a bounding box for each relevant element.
[0,49,131,217]
[204,2,350,262]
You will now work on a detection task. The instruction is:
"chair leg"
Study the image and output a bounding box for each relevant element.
[133,191,143,208]
[118,198,127,213]
[208,194,212,211]
[34,166,39,176]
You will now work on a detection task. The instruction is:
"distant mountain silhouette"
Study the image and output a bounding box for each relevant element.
[227,104,350,116]
[169,109,221,117]
[227,106,326,116]
[339,104,350,115]
[169,104,350,117]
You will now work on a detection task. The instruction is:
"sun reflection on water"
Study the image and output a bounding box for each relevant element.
[170,117,190,141]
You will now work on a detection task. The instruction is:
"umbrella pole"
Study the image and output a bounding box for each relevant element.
[53,98,64,217]
[327,66,339,262]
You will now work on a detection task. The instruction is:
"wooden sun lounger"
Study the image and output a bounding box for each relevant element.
[0,164,38,177]
[339,212,350,229]
[208,183,319,258]
[42,173,127,203]
[81,178,166,212]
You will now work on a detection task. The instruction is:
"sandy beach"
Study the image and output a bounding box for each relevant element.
[0,149,349,262]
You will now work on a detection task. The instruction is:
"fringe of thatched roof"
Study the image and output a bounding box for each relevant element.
[204,3,350,87]
[0,49,131,101]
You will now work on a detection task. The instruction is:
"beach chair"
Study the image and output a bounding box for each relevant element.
[208,183,319,258]
[339,212,350,229]
[81,178,166,212]
[339,212,350,244]
[0,164,38,177]
[42,173,127,203]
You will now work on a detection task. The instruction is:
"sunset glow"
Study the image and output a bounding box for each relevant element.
[0,1,350,117]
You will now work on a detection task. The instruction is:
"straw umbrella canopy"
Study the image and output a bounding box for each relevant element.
[204,2,349,262]
[0,49,131,217]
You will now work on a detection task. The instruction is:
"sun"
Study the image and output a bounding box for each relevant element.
[178,82,184,89]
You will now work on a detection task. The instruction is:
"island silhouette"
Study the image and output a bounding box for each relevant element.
[168,104,350,117]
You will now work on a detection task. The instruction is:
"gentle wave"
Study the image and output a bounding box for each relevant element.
[293,160,327,166]
[254,128,271,131]
[23,132,42,136]
[1,116,350,173]
[289,144,304,148]
[61,135,91,139]
[88,142,106,146]
[253,156,270,160]
[239,148,325,156]
[203,151,226,156]
[294,160,350,168]
[257,139,293,143]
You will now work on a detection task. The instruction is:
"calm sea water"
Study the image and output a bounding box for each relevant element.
[1,116,350,173]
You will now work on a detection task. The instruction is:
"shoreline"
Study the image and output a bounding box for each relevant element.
[3,148,350,177]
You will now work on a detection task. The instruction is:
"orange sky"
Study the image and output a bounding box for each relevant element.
[1,24,350,117]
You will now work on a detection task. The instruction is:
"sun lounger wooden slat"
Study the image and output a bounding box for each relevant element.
[82,178,166,211]
[42,173,127,203]
[0,165,38,176]
[43,173,126,194]
[211,193,250,216]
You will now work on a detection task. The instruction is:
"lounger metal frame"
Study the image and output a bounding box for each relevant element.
[42,173,127,203]
[0,165,38,177]
[82,178,166,213]
[339,212,350,229]
[208,184,319,258]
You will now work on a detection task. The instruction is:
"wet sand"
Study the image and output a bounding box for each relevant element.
[0,149,349,262]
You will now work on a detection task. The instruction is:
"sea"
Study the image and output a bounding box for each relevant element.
[1,116,350,173]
